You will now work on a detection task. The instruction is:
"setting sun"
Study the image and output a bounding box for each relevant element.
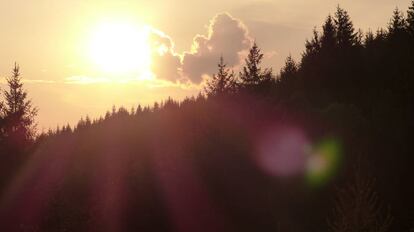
[88,21,152,75]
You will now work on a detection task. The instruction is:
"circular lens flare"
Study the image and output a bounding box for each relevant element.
[306,138,342,188]
[256,127,310,177]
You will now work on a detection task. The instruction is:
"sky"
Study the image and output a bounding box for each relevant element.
[0,0,411,131]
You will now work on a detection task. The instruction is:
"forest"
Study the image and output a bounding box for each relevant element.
[0,3,414,232]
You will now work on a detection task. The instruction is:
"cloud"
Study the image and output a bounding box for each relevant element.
[148,29,183,82]
[64,76,111,84]
[181,13,253,83]
[0,79,57,85]
[59,13,253,85]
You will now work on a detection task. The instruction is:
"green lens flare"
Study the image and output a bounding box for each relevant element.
[305,138,342,188]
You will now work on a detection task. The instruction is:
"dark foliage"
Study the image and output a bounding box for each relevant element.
[0,63,37,190]
[204,56,237,97]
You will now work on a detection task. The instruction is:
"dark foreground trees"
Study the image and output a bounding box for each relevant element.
[0,63,37,188]
[329,165,393,232]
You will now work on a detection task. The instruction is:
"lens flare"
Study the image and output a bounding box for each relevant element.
[305,138,342,188]
[255,125,343,188]
[256,127,310,177]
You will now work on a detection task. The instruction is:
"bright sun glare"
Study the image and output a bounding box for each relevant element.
[89,21,152,76]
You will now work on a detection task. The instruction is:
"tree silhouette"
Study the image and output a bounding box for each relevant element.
[364,30,375,46]
[388,8,406,36]
[204,56,236,97]
[136,104,143,115]
[2,63,37,148]
[0,93,4,146]
[239,42,273,90]
[329,166,392,232]
[279,55,297,82]
[335,6,357,48]
[275,55,298,99]
[407,1,414,35]
[321,15,337,51]
[304,28,321,58]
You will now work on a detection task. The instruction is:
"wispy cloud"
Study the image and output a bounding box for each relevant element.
[64,76,112,84]
[0,79,58,85]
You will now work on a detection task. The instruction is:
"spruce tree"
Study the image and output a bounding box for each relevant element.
[205,56,236,97]
[321,15,337,50]
[239,42,272,88]
[2,63,37,145]
[407,1,414,35]
[364,30,375,46]
[335,6,357,48]
[388,8,406,36]
[277,55,298,98]
[329,166,392,232]
[302,28,321,69]
[279,55,297,83]
[136,104,143,115]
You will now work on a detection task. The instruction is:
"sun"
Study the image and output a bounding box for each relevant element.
[88,21,152,76]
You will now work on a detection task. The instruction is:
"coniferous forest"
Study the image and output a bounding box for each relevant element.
[1,4,414,232]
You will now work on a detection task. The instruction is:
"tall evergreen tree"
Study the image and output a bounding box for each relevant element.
[205,56,236,97]
[2,63,37,146]
[407,1,414,35]
[388,8,406,36]
[335,6,357,48]
[136,104,143,115]
[277,55,298,98]
[279,55,297,83]
[321,15,337,50]
[329,166,392,232]
[364,30,375,46]
[302,28,321,66]
[376,28,388,42]
[239,42,272,88]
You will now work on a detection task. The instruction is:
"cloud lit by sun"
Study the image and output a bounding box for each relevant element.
[80,13,253,86]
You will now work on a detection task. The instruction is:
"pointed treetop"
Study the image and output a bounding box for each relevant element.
[321,14,337,49]
[2,63,38,141]
[407,1,414,33]
[240,42,272,86]
[204,55,236,97]
[304,28,321,57]
[364,29,375,45]
[335,6,357,47]
[279,55,297,82]
[388,7,406,35]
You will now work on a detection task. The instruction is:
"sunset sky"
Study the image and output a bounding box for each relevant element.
[0,0,410,131]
